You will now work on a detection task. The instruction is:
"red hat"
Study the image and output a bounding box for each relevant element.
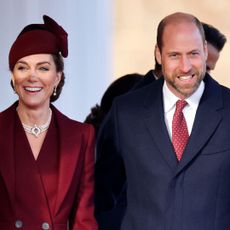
[9,15,68,70]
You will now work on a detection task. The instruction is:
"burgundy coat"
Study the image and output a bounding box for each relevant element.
[0,102,98,230]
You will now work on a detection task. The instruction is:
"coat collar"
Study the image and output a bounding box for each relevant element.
[51,106,83,214]
[175,75,223,175]
[142,75,223,174]
[142,78,178,172]
[0,103,82,215]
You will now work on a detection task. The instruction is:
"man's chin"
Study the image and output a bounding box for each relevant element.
[176,87,198,98]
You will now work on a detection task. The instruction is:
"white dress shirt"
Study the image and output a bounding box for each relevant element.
[163,81,205,140]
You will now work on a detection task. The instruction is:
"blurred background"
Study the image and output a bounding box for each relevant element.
[0,0,230,121]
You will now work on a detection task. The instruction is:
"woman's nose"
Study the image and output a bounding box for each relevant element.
[27,69,37,81]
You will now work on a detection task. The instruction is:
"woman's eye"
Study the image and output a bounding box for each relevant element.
[17,66,27,71]
[39,67,49,71]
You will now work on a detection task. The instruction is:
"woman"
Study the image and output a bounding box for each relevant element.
[0,15,98,230]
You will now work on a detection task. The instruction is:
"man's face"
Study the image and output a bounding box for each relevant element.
[156,22,207,99]
[206,43,220,73]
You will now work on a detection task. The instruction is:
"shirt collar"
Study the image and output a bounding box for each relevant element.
[163,80,205,113]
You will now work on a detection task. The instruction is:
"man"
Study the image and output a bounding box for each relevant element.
[95,12,230,229]
[134,21,226,90]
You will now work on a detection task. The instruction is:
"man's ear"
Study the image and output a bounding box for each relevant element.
[155,45,162,65]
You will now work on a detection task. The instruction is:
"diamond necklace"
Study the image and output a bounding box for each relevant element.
[22,109,52,138]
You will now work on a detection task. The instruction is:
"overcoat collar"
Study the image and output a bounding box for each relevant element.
[142,75,223,175]
[52,105,83,215]
[0,102,80,215]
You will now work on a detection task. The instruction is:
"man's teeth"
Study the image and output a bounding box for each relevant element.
[179,75,192,80]
[25,87,42,92]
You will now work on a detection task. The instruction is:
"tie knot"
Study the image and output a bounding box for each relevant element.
[176,100,187,112]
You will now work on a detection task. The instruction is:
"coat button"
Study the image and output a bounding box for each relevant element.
[42,222,50,230]
[15,220,23,228]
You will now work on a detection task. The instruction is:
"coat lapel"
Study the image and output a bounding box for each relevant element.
[53,107,81,214]
[143,79,178,172]
[175,76,223,175]
[141,76,223,175]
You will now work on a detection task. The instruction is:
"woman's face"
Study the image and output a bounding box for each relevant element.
[12,54,61,110]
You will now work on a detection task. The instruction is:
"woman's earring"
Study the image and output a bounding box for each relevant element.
[53,86,57,96]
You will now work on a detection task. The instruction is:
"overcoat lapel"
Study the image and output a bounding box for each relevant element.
[142,75,223,175]
[0,104,16,209]
[175,76,223,175]
[53,107,81,215]
[0,103,84,216]
[143,79,178,172]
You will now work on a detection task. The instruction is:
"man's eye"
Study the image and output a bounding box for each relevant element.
[192,52,199,56]
[169,53,178,59]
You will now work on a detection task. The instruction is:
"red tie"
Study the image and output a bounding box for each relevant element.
[172,100,189,161]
